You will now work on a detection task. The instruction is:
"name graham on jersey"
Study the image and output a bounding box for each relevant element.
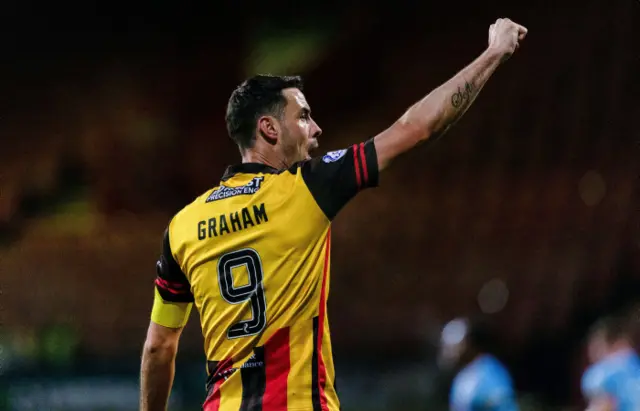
[197,203,268,240]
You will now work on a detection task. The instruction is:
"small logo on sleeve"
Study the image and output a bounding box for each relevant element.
[322,149,347,163]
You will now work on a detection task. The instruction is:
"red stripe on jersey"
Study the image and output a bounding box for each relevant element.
[358,143,368,185]
[352,144,362,188]
[155,278,188,295]
[264,327,291,410]
[155,277,187,288]
[203,380,223,411]
[203,359,233,411]
[317,229,331,411]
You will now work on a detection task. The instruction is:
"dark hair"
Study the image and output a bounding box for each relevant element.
[589,313,631,344]
[225,74,304,150]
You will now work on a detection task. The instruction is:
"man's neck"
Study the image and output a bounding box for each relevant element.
[241,148,289,170]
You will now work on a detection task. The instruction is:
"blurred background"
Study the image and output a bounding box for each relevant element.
[1,0,639,410]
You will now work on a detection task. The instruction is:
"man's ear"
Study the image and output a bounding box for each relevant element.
[257,115,279,145]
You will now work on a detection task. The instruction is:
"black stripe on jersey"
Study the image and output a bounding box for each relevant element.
[311,316,321,411]
[240,346,266,411]
[205,359,236,393]
[299,139,379,221]
[155,228,194,303]
[206,360,219,392]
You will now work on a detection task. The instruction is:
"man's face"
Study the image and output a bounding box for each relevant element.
[278,88,322,164]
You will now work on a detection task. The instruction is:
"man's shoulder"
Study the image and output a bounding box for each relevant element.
[176,189,215,215]
[453,364,482,392]
[167,187,223,233]
[482,356,512,379]
[582,359,617,395]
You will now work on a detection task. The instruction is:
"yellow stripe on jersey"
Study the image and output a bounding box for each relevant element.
[151,288,192,328]
[321,316,340,410]
[218,372,243,411]
[287,320,314,410]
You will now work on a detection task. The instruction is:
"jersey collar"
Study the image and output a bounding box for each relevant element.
[222,163,280,181]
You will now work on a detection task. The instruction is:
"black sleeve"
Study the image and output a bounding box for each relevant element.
[301,138,379,219]
[155,228,194,303]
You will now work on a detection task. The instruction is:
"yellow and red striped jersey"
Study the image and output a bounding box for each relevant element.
[154,140,378,411]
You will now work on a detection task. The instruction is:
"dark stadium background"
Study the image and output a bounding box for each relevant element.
[1,0,638,410]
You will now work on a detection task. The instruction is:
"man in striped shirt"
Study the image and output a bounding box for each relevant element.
[140,18,527,411]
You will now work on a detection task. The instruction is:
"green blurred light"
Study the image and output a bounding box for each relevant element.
[246,29,332,76]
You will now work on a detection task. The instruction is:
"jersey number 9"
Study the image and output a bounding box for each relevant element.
[217,248,267,339]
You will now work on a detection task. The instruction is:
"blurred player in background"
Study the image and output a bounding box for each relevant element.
[140,18,528,411]
[439,317,518,411]
[581,313,640,411]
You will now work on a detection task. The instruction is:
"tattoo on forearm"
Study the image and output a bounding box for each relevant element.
[451,81,475,108]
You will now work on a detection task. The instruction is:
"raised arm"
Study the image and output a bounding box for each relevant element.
[374,18,528,171]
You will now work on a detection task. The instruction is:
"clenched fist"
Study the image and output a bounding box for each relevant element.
[488,18,528,61]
